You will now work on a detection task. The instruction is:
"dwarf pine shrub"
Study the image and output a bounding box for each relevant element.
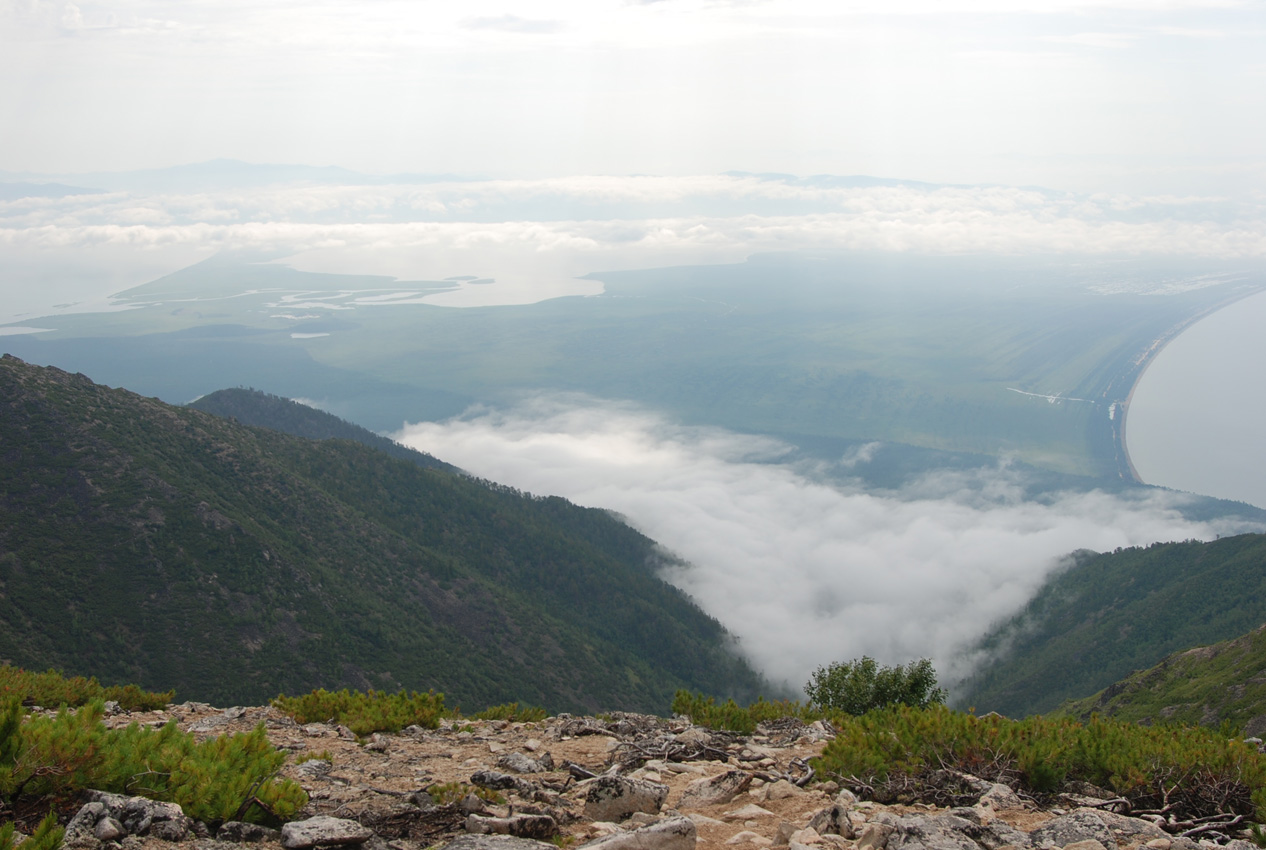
[0,666,172,712]
[272,688,448,735]
[815,704,1266,822]
[0,811,62,850]
[472,702,547,723]
[0,698,306,825]
[671,691,821,734]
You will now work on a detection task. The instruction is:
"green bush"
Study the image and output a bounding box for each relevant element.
[272,688,448,735]
[804,656,946,715]
[815,703,1266,822]
[671,691,820,734]
[1,811,63,850]
[0,666,172,712]
[472,703,548,723]
[0,698,306,825]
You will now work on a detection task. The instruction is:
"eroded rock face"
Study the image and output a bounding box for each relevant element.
[585,776,671,822]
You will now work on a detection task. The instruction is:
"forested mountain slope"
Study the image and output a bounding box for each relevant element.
[0,355,763,711]
[1052,623,1266,734]
[957,534,1266,718]
[189,387,459,473]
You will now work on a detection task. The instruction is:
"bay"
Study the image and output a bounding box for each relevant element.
[1126,289,1266,510]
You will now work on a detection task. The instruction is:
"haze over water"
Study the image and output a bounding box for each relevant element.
[1127,290,1266,510]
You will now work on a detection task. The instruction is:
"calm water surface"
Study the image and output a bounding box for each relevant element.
[1126,289,1266,510]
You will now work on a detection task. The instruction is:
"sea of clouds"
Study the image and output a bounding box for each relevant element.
[394,395,1254,695]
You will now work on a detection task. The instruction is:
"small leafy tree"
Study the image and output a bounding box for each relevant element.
[804,656,946,715]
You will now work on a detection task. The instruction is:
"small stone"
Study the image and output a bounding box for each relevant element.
[1146,841,1172,850]
[789,828,821,846]
[525,738,542,752]
[489,742,507,754]
[678,771,753,809]
[856,823,893,850]
[94,818,125,842]
[724,805,774,822]
[727,832,774,847]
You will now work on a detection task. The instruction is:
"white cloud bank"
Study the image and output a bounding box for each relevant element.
[395,396,1245,693]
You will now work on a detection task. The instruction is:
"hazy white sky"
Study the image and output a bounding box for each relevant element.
[3,0,1264,193]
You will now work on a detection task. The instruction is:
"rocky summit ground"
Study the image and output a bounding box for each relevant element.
[37,703,1262,850]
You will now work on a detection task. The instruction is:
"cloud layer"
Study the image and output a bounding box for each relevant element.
[395,396,1242,694]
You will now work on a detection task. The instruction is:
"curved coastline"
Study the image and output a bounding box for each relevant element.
[1118,285,1266,486]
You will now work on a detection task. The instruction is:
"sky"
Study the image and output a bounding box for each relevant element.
[4,0,1266,688]
[2,0,1265,195]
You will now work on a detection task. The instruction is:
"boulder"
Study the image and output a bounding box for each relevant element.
[1091,810,1169,844]
[887,814,983,850]
[93,819,124,842]
[63,802,106,850]
[807,800,854,838]
[466,814,558,840]
[218,821,283,843]
[1029,812,1115,850]
[856,823,894,850]
[979,785,1023,811]
[439,836,557,850]
[280,816,375,849]
[677,771,753,809]
[765,781,805,802]
[585,776,670,822]
[82,790,193,842]
[724,805,775,822]
[578,815,697,850]
[497,752,553,774]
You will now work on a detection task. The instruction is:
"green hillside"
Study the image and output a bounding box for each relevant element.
[0,355,763,711]
[956,534,1266,718]
[1052,624,1266,734]
[189,387,460,473]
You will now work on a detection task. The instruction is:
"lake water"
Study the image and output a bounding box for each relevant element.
[1126,288,1266,510]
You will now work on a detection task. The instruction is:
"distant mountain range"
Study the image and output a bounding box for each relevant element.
[0,355,763,711]
[957,534,1266,718]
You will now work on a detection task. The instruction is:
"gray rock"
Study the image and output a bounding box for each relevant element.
[979,785,1023,810]
[807,801,855,838]
[63,803,107,850]
[466,814,558,840]
[677,771,752,809]
[978,820,1031,850]
[1062,841,1107,850]
[439,836,556,850]
[1091,810,1168,843]
[218,821,282,843]
[579,816,697,850]
[887,814,983,850]
[295,758,334,778]
[585,776,670,822]
[497,752,552,774]
[280,816,375,849]
[82,790,193,842]
[856,823,894,850]
[765,781,804,802]
[1029,812,1114,850]
[93,819,125,842]
[472,770,532,794]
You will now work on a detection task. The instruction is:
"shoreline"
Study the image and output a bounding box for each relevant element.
[1117,284,1266,484]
